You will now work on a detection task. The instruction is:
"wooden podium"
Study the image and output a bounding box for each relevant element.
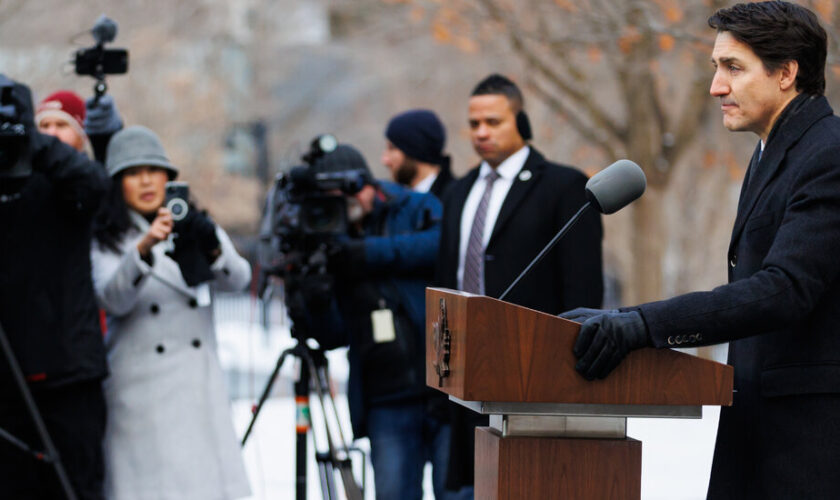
[425,288,733,499]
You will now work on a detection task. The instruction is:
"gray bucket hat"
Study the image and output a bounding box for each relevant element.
[106,125,178,178]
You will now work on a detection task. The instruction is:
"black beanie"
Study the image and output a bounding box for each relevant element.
[385,109,448,167]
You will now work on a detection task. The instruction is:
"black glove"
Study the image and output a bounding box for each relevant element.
[175,206,221,262]
[558,307,619,323]
[328,239,365,277]
[560,309,651,381]
[166,208,219,287]
[84,95,123,136]
[166,236,214,287]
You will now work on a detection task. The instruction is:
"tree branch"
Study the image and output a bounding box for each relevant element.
[476,0,627,143]
[526,75,620,160]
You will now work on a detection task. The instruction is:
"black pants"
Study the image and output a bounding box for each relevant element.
[0,379,106,500]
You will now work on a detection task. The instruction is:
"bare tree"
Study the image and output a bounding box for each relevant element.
[401,0,839,304]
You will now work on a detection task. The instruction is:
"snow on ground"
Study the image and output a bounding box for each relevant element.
[216,296,726,499]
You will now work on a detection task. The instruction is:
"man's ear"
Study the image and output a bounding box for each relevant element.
[779,60,799,92]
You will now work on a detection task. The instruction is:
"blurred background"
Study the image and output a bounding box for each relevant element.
[3,0,838,306]
[3,0,839,498]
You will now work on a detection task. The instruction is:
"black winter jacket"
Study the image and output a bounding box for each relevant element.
[0,121,108,391]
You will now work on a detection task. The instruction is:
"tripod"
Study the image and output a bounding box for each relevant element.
[241,321,365,500]
[0,321,77,500]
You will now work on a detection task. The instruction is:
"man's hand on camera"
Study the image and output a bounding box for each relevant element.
[329,239,365,277]
[85,95,123,136]
[136,207,173,263]
[563,310,651,381]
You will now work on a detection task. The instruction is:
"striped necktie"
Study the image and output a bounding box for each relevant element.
[462,169,500,294]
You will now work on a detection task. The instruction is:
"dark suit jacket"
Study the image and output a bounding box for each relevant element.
[636,95,840,498]
[429,165,455,200]
[437,147,604,488]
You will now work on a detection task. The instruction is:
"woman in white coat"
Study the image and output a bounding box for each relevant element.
[91,125,251,500]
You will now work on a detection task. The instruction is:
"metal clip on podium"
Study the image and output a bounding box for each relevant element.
[426,288,733,499]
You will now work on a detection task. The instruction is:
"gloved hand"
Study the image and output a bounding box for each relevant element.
[166,236,214,287]
[558,307,619,323]
[84,94,123,136]
[564,310,651,381]
[328,238,365,277]
[175,205,221,262]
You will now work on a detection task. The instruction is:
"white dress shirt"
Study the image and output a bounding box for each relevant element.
[412,171,438,193]
[457,146,530,290]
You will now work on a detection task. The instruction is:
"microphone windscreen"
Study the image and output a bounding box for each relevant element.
[585,159,646,214]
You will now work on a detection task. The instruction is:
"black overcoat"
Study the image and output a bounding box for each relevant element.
[636,95,840,498]
[0,128,108,391]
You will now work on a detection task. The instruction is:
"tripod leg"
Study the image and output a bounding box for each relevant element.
[301,348,364,500]
[0,322,78,500]
[241,348,293,446]
[294,352,310,500]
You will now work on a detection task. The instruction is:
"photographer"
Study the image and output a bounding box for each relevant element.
[292,144,454,500]
[90,125,251,499]
[0,75,109,499]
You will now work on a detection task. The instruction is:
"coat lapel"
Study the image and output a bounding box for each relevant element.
[447,168,479,264]
[729,96,833,248]
[488,149,544,247]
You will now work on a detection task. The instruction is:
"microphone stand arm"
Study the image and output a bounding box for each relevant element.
[498,201,592,302]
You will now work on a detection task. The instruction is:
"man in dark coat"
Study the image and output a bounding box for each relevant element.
[0,75,109,499]
[382,108,455,199]
[562,2,840,498]
[295,144,459,499]
[437,74,603,494]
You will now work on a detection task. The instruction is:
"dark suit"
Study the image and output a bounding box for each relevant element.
[636,95,840,498]
[437,147,603,488]
[429,164,455,200]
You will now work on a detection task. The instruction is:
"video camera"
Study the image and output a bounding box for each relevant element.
[0,75,32,178]
[260,134,371,279]
[74,15,129,100]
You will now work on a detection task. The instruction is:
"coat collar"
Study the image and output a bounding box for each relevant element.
[729,94,833,248]
[488,147,547,246]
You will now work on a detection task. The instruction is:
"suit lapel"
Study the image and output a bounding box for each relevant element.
[729,96,832,248]
[488,149,544,247]
[447,168,480,268]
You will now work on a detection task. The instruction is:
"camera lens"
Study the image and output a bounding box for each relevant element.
[166,198,189,221]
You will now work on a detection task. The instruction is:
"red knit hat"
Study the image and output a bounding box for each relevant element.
[35,90,92,155]
[36,90,86,128]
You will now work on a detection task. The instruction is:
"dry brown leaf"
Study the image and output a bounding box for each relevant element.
[659,34,675,52]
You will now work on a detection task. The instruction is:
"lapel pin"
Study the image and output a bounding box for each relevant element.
[518,170,532,181]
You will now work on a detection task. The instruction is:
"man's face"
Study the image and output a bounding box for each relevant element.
[468,94,526,167]
[381,141,417,186]
[38,116,85,152]
[710,31,794,141]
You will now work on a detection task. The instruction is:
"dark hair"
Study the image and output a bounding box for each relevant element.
[709,1,827,96]
[93,172,136,254]
[471,73,525,112]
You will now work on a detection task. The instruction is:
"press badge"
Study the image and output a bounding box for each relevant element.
[371,300,396,343]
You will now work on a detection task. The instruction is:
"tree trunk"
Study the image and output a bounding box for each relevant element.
[627,185,664,305]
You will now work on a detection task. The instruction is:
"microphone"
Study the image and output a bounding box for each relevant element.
[584,159,646,214]
[498,160,646,302]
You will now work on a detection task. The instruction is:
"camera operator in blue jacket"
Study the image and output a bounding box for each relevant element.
[292,143,455,500]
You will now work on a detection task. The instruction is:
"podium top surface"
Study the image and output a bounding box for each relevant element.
[426,288,733,408]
